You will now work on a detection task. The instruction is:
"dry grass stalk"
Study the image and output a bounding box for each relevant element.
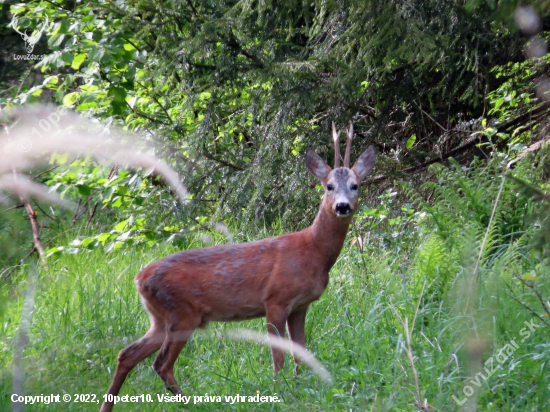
[0,106,188,205]
[391,279,429,411]
[12,265,38,412]
[227,328,333,384]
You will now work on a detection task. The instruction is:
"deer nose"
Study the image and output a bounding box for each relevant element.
[335,203,351,216]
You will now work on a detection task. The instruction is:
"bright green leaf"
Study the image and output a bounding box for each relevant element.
[406,135,416,149]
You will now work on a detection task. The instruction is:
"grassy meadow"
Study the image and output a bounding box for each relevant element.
[1,194,550,412]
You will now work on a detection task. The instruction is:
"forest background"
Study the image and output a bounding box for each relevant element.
[1,0,550,411]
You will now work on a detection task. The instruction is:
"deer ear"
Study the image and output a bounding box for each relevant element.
[352,146,376,180]
[305,149,331,180]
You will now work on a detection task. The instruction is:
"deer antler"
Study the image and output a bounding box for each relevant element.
[332,121,341,168]
[344,122,353,168]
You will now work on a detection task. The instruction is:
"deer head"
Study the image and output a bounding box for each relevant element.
[305,122,376,218]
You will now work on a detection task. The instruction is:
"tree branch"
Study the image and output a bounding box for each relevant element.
[220,32,264,67]
[203,149,244,171]
[30,166,59,181]
[365,103,550,184]
[12,170,48,269]
[186,0,200,16]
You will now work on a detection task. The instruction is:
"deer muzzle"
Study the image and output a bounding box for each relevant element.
[335,202,351,217]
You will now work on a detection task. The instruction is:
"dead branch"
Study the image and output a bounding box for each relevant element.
[13,170,47,269]
[365,103,550,184]
[516,275,550,320]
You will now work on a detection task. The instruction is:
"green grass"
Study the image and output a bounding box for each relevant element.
[0,233,549,411]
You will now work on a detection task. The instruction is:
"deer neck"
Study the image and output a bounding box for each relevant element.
[307,198,352,268]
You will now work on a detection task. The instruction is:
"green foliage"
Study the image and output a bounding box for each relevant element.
[0,210,30,274]
[488,59,539,122]
[1,0,527,226]
[1,209,550,411]
[505,146,550,250]
[355,189,426,255]
[396,147,549,305]
[406,156,535,245]
[42,158,183,257]
[410,233,457,299]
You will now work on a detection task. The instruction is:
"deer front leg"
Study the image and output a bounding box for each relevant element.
[265,304,288,375]
[287,306,308,375]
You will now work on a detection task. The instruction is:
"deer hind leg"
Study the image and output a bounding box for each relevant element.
[287,306,308,375]
[152,314,200,394]
[100,313,165,412]
[266,304,289,374]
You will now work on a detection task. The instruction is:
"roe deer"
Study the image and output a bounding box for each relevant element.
[100,123,376,411]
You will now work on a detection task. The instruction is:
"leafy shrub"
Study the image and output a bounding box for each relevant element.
[400,148,548,302]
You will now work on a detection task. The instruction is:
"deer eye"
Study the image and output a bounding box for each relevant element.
[351,184,358,190]
[327,184,334,191]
